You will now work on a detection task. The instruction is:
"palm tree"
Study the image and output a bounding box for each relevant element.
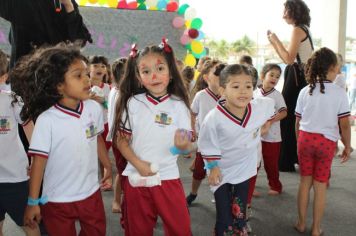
[231,35,256,55]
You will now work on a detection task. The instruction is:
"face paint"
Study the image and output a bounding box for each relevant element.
[152,73,157,80]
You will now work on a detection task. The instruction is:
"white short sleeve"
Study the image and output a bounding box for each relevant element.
[198,112,222,160]
[28,114,52,158]
[191,93,200,115]
[338,91,351,119]
[275,93,287,113]
[295,88,306,118]
[95,103,105,134]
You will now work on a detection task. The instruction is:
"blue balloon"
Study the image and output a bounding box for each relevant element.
[196,31,205,40]
[157,0,167,9]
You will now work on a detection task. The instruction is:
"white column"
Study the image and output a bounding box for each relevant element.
[321,0,347,57]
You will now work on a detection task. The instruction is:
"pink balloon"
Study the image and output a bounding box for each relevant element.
[180,34,192,45]
[172,17,185,28]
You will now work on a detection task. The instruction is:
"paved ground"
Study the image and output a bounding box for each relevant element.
[3,128,356,236]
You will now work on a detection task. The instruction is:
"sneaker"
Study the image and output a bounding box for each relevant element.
[186,193,197,206]
[246,220,252,233]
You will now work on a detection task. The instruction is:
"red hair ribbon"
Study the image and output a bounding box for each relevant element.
[160,38,172,53]
[129,43,138,58]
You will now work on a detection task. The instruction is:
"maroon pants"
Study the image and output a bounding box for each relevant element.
[193,152,206,180]
[247,165,260,205]
[262,141,282,193]
[123,179,191,236]
[41,190,106,236]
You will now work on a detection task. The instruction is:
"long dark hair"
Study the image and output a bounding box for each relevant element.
[305,47,337,95]
[112,43,190,145]
[10,44,85,122]
[284,0,311,27]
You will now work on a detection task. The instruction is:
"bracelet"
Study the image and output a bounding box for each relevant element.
[27,196,48,206]
[204,160,218,170]
[170,146,190,155]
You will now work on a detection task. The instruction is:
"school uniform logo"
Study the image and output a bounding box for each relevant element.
[0,116,11,134]
[155,112,172,126]
[85,122,98,139]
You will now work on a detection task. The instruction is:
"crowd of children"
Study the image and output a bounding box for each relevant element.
[0,36,352,236]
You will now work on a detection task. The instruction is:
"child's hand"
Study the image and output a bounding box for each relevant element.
[340,147,351,163]
[174,129,192,151]
[208,167,222,186]
[90,94,105,104]
[100,167,113,186]
[136,160,156,177]
[24,205,41,229]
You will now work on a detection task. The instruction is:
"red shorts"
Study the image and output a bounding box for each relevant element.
[101,123,112,151]
[41,190,106,236]
[123,179,191,236]
[297,130,337,183]
[193,152,206,180]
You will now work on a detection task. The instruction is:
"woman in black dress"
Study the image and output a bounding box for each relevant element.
[267,0,313,172]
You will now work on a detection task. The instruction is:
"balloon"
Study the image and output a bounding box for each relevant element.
[118,0,128,8]
[178,3,189,15]
[157,0,167,10]
[98,0,107,5]
[166,1,178,12]
[192,48,207,59]
[107,0,118,7]
[88,0,98,3]
[137,0,145,3]
[185,54,196,67]
[191,40,204,54]
[180,34,192,45]
[185,43,191,51]
[184,8,197,20]
[185,20,191,28]
[172,17,185,28]
[196,31,205,40]
[149,6,158,10]
[145,0,158,7]
[79,0,88,5]
[188,29,199,39]
[127,1,137,9]
[191,18,203,29]
[137,3,146,10]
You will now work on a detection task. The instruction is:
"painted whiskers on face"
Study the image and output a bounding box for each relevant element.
[138,53,170,97]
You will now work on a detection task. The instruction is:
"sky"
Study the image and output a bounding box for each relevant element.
[179,0,356,44]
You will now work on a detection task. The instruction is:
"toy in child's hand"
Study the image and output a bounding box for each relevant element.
[178,129,192,141]
[90,86,104,97]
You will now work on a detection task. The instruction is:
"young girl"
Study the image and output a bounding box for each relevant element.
[0,90,39,235]
[107,57,127,213]
[185,59,222,206]
[10,44,112,236]
[88,55,113,191]
[112,39,193,235]
[198,64,275,235]
[294,47,351,236]
[181,65,195,93]
[253,63,287,195]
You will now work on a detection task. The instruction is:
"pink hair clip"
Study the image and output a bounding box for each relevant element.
[129,43,138,58]
[159,38,172,53]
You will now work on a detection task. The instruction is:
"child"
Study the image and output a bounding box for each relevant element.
[107,57,127,213]
[0,61,39,236]
[10,44,112,236]
[0,50,10,91]
[294,47,351,236]
[198,64,275,235]
[112,39,193,235]
[88,55,113,191]
[181,66,195,93]
[253,63,287,195]
[185,59,222,206]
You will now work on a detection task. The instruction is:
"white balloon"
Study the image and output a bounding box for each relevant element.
[184,8,197,20]
[150,163,159,173]
[146,0,158,7]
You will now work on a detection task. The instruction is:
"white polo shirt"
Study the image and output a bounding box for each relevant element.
[121,93,191,180]
[106,87,119,142]
[254,88,287,142]
[0,90,29,183]
[191,88,220,134]
[198,97,275,192]
[28,100,104,202]
[91,83,111,124]
[295,82,350,142]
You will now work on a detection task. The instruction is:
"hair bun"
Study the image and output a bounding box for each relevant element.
[214,63,227,76]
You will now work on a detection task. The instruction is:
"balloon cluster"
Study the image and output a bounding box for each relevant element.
[172,3,205,67]
[77,0,206,67]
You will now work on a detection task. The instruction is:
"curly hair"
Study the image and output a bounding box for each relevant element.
[112,43,191,145]
[10,44,85,122]
[284,0,311,27]
[305,47,337,95]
